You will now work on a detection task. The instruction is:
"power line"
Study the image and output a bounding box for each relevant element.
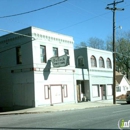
[67,1,97,16]
[0,28,36,54]
[0,28,35,40]
[56,12,110,32]
[67,1,112,23]
[0,0,67,18]
[58,0,129,32]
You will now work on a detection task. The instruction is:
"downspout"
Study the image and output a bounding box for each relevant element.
[87,49,91,101]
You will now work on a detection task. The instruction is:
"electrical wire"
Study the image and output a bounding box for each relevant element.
[0,0,67,18]
[56,12,110,32]
[0,28,35,40]
[0,39,35,54]
[0,0,128,47]
[0,28,36,54]
[67,1,96,16]
[55,1,128,32]
[67,1,111,21]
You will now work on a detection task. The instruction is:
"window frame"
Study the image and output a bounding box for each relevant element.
[16,46,22,64]
[64,49,69,55]
[40,45,46,63]
[91,55,97,67]
[116,86,121,92]
[77,56,84,67]
[106,58,112,68]
[53,47,58,57]
[99,57,105,68]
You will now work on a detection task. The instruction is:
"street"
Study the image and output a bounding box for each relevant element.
[0,103,129,129]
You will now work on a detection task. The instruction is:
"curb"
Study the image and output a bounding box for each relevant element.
[0,103,119,115]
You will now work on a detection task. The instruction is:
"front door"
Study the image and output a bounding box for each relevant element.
[51,85,62,104]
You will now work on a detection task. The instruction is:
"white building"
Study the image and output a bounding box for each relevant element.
[74,47,113,102]
[0,27,76,110]
[0,27,114,111]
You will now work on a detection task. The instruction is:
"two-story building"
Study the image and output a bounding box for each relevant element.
[0,26,114,111]
[74,47,113,102]
[0,27,76,110]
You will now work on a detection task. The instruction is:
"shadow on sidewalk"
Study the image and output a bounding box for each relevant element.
[0,106,32,113]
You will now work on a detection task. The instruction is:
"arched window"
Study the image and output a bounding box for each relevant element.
[99,57,105,68]
[77,56,84,67]
[91,55,97,67]
[106,58,112,68]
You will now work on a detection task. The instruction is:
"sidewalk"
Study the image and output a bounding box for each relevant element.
[0,100,120,115]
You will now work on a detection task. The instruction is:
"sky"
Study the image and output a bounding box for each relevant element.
[0,0,130,46]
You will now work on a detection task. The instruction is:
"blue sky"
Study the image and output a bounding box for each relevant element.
[0,0,129,45]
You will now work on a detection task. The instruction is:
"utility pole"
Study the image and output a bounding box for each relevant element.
[106,0,124,104]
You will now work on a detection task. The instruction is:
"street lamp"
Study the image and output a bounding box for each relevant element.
[118,26,122,30]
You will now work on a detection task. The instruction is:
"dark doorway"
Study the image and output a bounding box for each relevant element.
[100,85,106,100]
[81,81,85,94]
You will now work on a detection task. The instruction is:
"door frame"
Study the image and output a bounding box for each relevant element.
[50,84,63,105]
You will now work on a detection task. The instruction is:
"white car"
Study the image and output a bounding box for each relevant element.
[126,90,130,104]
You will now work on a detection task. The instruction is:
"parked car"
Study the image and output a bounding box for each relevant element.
[126,90,130,104]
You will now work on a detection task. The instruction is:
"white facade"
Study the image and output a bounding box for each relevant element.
[0,27,76,110]
[0,27,114,110]
[31,27,76,107]
[74,47,113,102]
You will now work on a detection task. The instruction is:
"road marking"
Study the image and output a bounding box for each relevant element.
[113,109,130,113]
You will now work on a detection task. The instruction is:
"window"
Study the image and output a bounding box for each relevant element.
[106,58,112,68]
[99,57,105,68]
[16,46,22,64]
[116,86,121,92]
[92,85,100,97]
[91,55,97,67]
[40,45,46,63]
[77,56,84,67]
[64,49,69,55]
[107,85,112,95]
[53,47,58,57]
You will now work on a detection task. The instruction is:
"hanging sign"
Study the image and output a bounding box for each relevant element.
[50,55,70,68]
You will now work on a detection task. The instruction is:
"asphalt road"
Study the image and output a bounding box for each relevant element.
[0,103,130,130]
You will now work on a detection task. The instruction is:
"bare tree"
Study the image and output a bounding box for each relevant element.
[75,42,87,49]
[106,30,130,79]
[106,36,113,51]
[75,37,105,50]
[87,37,105,50]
